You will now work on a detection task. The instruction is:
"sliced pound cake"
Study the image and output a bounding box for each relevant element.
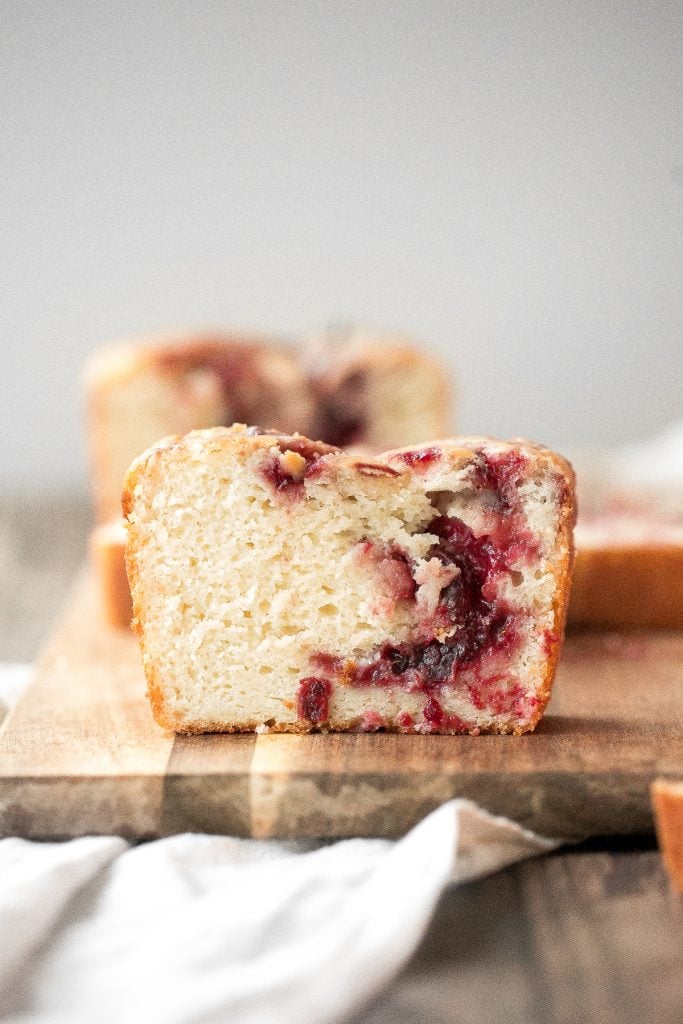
[123,427,575,735]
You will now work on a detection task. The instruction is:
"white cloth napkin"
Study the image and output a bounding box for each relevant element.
[0,666,556,1024]
[570,418,683,516]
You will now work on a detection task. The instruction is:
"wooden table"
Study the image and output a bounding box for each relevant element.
[2,497,681,1024]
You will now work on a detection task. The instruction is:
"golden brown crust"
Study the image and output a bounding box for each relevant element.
[569,544,683,630]
[90,522,132,630]
[384,435,575,481]
[168,718,538,736]
[122,426,361,513]
[83,330,276,390]
[122,433,184,520]
[530,463,576,730]
[651,779,683,893]
[125,427,575,736]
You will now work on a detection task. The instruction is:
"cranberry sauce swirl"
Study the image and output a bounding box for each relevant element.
[304,450,538,721]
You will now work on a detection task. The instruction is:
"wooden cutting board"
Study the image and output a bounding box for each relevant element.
[0,570,681,842]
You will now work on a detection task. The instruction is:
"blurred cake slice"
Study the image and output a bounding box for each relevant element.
[301,326,451,451]
[568,430,683,629]
[124,426,575,735]
[569,507,683,630]
[84,331,313,522]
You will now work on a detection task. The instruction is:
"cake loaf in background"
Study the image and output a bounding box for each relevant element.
[570,513,683,630]
[568,424,683,629]
[84,327,452,523]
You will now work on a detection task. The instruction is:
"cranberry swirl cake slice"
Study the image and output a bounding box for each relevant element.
[123,427,575,735]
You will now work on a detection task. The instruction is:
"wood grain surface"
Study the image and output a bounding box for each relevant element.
[1,567,680,842]
[348,850,683,1024]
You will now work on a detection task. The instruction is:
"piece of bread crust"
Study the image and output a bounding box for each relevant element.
[124,427,575,736]
[569,519,683,630]
[651,779,683,893]
[90,520,132,630]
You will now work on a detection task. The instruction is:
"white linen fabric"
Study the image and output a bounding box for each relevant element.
[0,664,555,1024]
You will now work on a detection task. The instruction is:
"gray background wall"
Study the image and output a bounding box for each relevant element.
[1,0,681,494]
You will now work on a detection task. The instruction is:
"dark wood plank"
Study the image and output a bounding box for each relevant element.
[163,734,258,837]
[349,851,682,1024]
[518,852,683,1023]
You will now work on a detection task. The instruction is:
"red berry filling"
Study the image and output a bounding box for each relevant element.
[469,450,540,566]
[466,677,535,717]
[296,448,546,730]
[470,450,528,510]
[356,540,417,604]
[307,485,537,728]
[348,515,522,690]
[158,342,265,425]
[310,652,345,675]
[315,369,367,448]
[422,697,470,733]
[427,515,516,645]
[358,710,385,732]
[396,712,414,729]
[377,552,416,603]
[393,446,442,471]
[297,677,332,725]
[259,438,337,500]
